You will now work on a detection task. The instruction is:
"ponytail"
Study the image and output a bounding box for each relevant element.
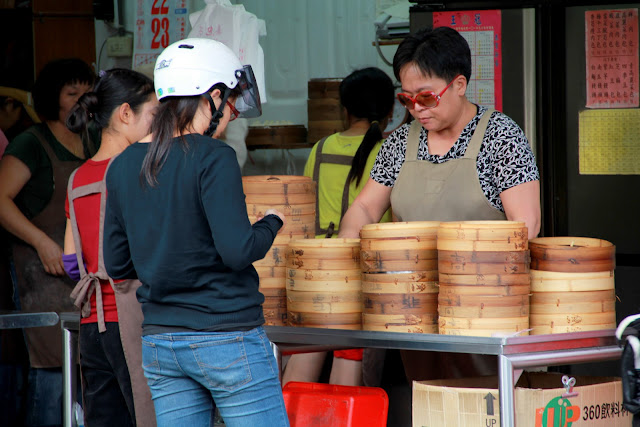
[347,121,383,187]
[339,67,394,187]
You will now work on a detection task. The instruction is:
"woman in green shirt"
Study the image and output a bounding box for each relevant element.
[284,67,394,387]
[0,58,94,426]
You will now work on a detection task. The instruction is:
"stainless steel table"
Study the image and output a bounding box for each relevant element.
[0,310,59,329]
[59,313,622,427]
[264,326,622,427]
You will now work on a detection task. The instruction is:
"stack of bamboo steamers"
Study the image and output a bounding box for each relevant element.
[360,222,440,333]
[242,176,316,326]
[528,237,617,334]
[437,221,531,336]
[240,180,618,337]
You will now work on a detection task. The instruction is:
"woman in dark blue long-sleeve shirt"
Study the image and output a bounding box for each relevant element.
[103,38,289,427]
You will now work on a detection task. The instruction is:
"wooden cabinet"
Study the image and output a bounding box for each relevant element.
[31,0,96,76]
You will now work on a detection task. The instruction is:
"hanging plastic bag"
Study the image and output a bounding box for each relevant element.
[616,314,640,417]
[188,0,268,103]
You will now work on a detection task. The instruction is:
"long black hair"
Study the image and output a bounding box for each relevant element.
[66,68,154,156]
[140,83,241,187]
[341,67,394,187]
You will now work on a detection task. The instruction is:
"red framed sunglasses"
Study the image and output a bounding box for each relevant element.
[396,74,462,110]
[226,101,240,121]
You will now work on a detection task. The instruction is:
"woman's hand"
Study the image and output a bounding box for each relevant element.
[264,209,286,233]
[34,236,65,276]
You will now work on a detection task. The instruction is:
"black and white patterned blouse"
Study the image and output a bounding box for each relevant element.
[371,105,540,212]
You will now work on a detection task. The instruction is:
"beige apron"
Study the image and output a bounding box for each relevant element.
[12,127,81,368]
[390,109,506,381]
[312,136,353,238]
[67,158,156,427]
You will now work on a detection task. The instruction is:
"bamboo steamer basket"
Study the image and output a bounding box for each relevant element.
[528,236,616,335]
[438,241,529,333]
[307,78,345,143]
[439,273,530,286]
[362,313,438,333]
[242,175,317,326]
[439,316,530,330]
[360,222,440,333]
[363,293,438,315]
[242,175,316,194]
[438,284,530,296]
[530,270,615,292]
[438,328,530,337]
[437,221,528,252]
[436,221,531,337]
[529,237,615,272]
[288,312,361,330]
[362,273,438,294]
[286,239,362,329]
[247,203,316,217]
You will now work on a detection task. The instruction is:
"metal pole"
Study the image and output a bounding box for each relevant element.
[62,325,77,427]
[498,355,515,427]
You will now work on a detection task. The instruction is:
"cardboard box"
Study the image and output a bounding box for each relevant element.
[413,372,632,427]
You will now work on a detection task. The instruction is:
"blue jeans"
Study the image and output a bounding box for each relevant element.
[141,326,289,427]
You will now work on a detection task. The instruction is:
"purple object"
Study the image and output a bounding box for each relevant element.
[62,253,82,281]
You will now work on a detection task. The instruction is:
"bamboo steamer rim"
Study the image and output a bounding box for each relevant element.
[439,305,529,318]
[438,284,531,296]
[362,313,437,323]
[529,301,616,314]
[438,294,529,306]
[437,239,528,252]
[529,312,616,325]
[530,278,615,293]
[530,324,616,334]
[437,227,528,241]
[439,273,530,286]
[438,220,526,229]
[529,236,614,249]
[247,202,315,212]
[363,271,439,282]
[530,269,614,279]
[529,289,615,301]
[362,280,439,294]
[439,328,530,337]
[288,238,360,248]
[363,325,438,334]
[438,316,529,329]
[438,250,531,263]
[361,221,441,232]
[287,280,362,292]
[362,259,438,273]
[529,258,616,273]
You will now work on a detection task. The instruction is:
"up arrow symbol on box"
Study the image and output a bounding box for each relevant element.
[484,392,496,416]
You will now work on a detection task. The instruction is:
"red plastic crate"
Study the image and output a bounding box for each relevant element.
[282,382,389,427]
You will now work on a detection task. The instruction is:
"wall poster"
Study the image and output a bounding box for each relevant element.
[579,109,640,175]
[585,9,639,108]
[433,10,502,111]
[133,0,190,70]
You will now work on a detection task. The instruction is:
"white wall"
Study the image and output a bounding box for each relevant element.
[94,0,404,175]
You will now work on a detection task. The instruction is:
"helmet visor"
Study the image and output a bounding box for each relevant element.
[234,65,262,118]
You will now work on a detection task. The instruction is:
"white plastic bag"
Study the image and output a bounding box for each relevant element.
[188,0,268,103]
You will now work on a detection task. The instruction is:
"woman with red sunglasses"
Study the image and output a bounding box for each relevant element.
[338,27,540,382]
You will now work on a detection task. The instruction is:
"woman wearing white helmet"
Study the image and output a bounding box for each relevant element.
[102,38,289,426]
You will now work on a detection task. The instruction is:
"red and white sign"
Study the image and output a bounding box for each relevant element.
[133,0,190,69]
[585,9,639,108]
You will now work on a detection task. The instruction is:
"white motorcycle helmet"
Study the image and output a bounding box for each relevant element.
[153,38,262,134]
